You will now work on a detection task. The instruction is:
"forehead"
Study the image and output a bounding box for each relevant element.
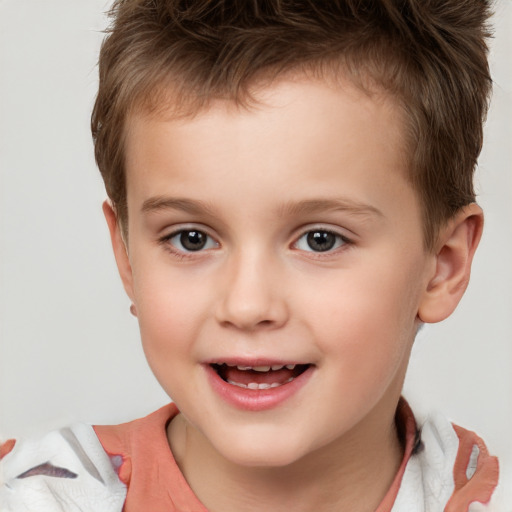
[124,75,407,172]
[122,76,416,226]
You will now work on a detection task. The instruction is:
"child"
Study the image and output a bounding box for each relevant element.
[0,0,507,510]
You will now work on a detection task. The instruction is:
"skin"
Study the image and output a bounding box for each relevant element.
[105,76,483,511]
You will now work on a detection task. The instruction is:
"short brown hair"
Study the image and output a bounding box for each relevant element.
[91,0,493,250]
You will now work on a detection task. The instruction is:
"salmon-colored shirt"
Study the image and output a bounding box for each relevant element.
[92,399,500,511]
[0,399,501,511]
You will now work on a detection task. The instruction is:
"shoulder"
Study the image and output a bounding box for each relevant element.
[393,411,505,512]
[92,403,202,511]
[0,404,181,512]
[0,423,126,512]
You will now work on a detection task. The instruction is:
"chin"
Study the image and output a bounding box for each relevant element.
[213,433,309,469]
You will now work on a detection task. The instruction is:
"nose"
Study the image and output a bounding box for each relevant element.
[215,249,289,331]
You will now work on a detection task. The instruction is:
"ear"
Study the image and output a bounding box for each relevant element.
[103,200,135,303]
[418,203,483,323]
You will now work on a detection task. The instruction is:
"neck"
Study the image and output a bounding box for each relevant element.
[168,397,405,512]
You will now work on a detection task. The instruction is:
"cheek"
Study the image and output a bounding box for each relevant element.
[131,265,208,363]
[305,264,421,371]
[133,279,205,401]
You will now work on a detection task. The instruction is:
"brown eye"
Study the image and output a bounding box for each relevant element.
[168,230,218,252]
[180,231,207,251]
[295,229,348,253]
[307,231,336,252]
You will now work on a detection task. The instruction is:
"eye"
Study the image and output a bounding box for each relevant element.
[166,229,218,252]
[295,229,348,253]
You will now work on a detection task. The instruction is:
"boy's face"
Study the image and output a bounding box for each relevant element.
[116,78,435,467]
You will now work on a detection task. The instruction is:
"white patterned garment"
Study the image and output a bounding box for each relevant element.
[0,408,507,512]
[391,412,507,512]
[0,423,126,512]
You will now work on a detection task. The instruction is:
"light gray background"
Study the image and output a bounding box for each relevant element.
[1,0,511,491]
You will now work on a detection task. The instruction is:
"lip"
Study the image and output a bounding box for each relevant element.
[203,361,314,411]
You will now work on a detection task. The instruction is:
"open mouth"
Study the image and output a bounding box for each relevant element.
[210,363,311,390]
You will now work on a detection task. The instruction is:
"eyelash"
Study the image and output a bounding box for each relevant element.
[293,228,352,254]
[159,228,218,259]
[158,227,353,258]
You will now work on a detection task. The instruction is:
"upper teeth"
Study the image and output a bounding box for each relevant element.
[232,364,296,372]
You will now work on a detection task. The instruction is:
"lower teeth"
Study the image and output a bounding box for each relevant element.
[227,378,294,390]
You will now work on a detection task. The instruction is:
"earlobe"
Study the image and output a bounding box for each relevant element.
[102,200,135,302]
[418,204,483,324]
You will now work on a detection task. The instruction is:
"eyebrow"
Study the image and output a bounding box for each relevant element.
[141,195,384,219]
[141,196,217,216]
[277,198,384,219]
